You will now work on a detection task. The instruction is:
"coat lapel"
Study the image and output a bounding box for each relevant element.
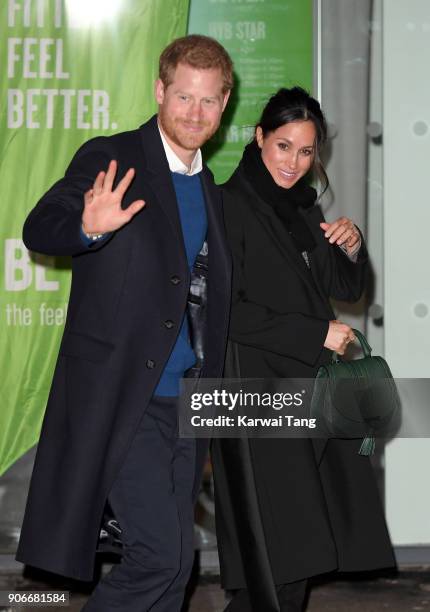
[299,205,334,310]
[139,117,188,269]
[252,196,321,296]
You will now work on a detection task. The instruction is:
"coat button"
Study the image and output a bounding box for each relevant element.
[170,275,181,285]
[164,320,174,329]
[146,359,156,369]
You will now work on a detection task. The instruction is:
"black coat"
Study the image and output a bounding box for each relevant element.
[16,115,231,581]
[211,164,395,610]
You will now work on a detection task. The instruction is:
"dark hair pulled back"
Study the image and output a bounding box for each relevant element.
[257,87,329,193]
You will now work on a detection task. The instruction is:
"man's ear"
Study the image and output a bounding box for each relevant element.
[155,79,165,105]
[221,89,231,112]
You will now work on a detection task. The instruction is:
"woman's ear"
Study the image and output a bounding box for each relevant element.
[255,126,264,149]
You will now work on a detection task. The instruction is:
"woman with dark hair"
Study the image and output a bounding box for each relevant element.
[211,87,394,611]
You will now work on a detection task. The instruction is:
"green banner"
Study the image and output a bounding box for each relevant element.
[188,0,313,183]
[0,0,313,477]
[0,0,190,476]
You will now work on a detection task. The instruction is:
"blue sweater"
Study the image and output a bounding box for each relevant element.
[80,172,207,396]
[154,172,207,396]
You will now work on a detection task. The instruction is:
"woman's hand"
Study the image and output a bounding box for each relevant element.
[324,320,355,355]
[320,218,361,257]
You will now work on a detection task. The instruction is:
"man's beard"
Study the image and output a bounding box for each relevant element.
[159,110,218,151]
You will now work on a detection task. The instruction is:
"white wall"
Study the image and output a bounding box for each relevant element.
[383,0,430,545]
[367,0,384,356]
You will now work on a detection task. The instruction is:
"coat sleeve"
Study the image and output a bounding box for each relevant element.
[326,225,368,303]
[22,137,115,257]
[224,194,329,367]
[309,202,368,302]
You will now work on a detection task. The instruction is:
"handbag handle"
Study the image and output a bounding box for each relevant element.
[332,328,372,362]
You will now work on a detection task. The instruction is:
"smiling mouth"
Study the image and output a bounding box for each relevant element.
[279,169,298,179]
[181,122,205,132]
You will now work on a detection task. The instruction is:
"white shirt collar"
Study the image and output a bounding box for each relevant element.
[157,121,202,176]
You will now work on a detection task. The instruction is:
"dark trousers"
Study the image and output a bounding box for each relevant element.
[83,396,196,612]
[225,580,308,612]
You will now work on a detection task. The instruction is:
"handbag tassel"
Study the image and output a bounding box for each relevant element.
[359,436,376,456]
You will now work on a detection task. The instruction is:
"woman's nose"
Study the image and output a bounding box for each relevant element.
[287,152,298,169]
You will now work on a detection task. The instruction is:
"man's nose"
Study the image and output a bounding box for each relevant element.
[187,102,203,121]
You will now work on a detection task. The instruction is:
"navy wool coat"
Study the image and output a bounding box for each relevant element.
[17,115,231,581]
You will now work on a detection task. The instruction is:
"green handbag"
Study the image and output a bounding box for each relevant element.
[310,329,401,455]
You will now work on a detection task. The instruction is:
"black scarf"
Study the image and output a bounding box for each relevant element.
[242,140,317,253]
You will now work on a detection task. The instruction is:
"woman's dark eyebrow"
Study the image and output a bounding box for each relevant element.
[276,137,315,148]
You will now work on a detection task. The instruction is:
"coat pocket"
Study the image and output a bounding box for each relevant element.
[60,331,114,363]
